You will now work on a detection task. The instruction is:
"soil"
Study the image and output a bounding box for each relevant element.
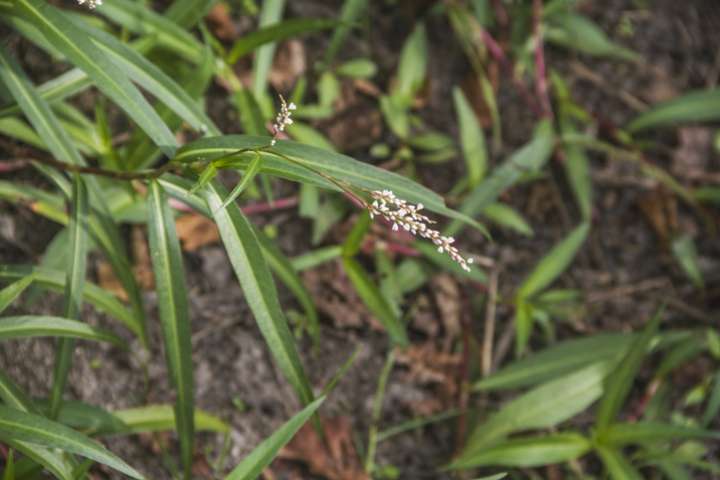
[1,0,720,479]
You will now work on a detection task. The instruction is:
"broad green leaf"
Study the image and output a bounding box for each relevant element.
[0,405,143,479]
[462,363,606,455]
[225,396,325,480]
[600,422,720,446]
[595,308,663,431]
[596,446,643,480]
[9,0,177,156]
[453,86,487,187]
[545,13,639,61]
[323,0,367,66]
[447,119,554,236]
[482,202,533,236]
[342,257,408,346]
[379,94,410,138]
[629,88,720,131]
[0,265,140,339]
[474,333,634,391]
[202,181,314,406]
[50,175,89,420]
[394,23,427,105]
[227,18,337,64]
[0,316,122,346]
[174,136,483,231]
[671,234,704,288]
[0,276,33,314]
[517,222,589,299]
[147,181,194,479]
[0,372,75,480]
[253,0,286,97]
[449,433,591,469]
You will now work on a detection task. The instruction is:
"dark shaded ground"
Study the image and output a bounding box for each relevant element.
[1,0,720,478]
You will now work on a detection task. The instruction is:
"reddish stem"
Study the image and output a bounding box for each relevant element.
[532,0,553,119]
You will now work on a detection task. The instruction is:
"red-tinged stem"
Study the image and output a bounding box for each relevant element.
[490,0,509,27]
[532,0,553,119]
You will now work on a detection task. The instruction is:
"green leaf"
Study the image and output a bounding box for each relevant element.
[517,222,589,299]
[595,308,663,431]
[453,86,487,187]
[218,153,263,212]
[336,58,377,79]
[601,422,720,446]
[447,119,554,236]
[146,181,194,479]
[702,371,720,427]
[0,315,122,346]
[0,276,33,314]
[253,0,286,97]
[201,182,314,406]
[394,23,427,104]
[227,18,338,64]
[174,136,483,231]
[629,88,720,131]
[225,396,325,480]
[671,234,704,288]
[0,372,75,480]
[0,405,144,479]
[287,122,336,150]
[482,202,533,236]
[342,257,409,346]
[545,13,639,61]
[9,0,178,156]
[596,446,644,480]
[0,265,140,339]
[164,0,217,28]
[449,433,591,470]
[2,449,13,480]
[461,363,606,455]
[474,333,634,391]
[50,174,89,420]
[233,87,266,136]
[341,212,371,258]
[323,0,367,67]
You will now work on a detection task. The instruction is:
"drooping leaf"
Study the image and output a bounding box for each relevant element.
[0,315,122,346]
[0,276,33,314]
[545,13,639,61]
[629,88,720,131]
[0,405,144,479]
[224,396,325,480]
[146,181,194,479]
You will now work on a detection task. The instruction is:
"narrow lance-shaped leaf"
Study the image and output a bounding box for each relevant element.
[147,181,195,479]
[202,181,314,406]
[50,174,89,420]
[342,257,409,347]
[225,396,325,480]
[0,316,122,346]
[595,308,663,431]
[628,88,720,131]
[0,372,76,480]
[0,276,34,314]
[0,405,144,479]
[217,153,262,212]
[253,0,286,97]
[596,446,644,480]
[453,86,487,187]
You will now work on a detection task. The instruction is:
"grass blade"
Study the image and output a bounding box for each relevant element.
[601,422,720,445]
[0,316,122,346]
[0,405,144,479]
[596,446,643,480]
[342,257,408,346]
[0,276,33,314]
[217,153,262,212]
[225,396,325,480]
[202,182,315,407]
[253,0,286,97]
[49,174,89,420]
[595,307,663,431]
[146,181,195,479]
[629,88,720,131]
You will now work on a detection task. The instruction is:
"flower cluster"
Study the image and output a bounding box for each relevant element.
[368,190,474,272]
[270,96,296,146]
[77,0,102,8]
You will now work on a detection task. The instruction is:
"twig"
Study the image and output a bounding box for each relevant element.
[532,0,553,119]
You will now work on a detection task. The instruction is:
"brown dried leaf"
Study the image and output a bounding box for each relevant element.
[131,225,154,290]
[278,417,369,480]
[96,260,128,301]
[206,3,237,41]
[176,213,221,252]
[638,189,678,244]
